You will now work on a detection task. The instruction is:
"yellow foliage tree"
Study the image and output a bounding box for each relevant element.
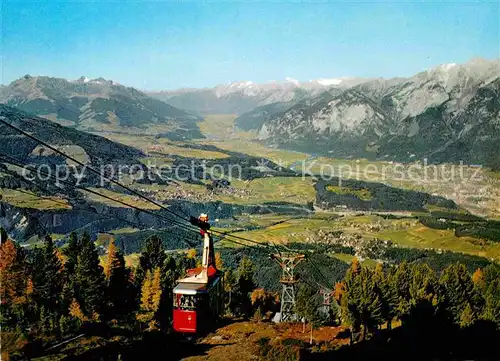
[0,239,29,306]
[333,281,346,303]
[215,252,224,270]
[104,239,118,282]
[472,268,485,288]
[350,257,361,275]
[137,268,163,330]
[251,288,277,319]
[187,248,197,259]
[69,298,87,322]
[55,249,66,272]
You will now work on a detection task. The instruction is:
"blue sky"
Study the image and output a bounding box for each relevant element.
[2,1,499,90]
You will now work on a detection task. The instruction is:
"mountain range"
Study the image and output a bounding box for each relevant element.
[0,75,202,138]
[147,77,369,115]
[1,58,498,169]
[254,58,499,168]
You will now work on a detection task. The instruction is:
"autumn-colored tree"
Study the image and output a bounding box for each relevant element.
[0,238,31,329]
[0,239,26,305]
[215,251,224,270]
[69,298,87,323]
[472,268,485,287]
[251,288,277,319]
[136,268,163,330]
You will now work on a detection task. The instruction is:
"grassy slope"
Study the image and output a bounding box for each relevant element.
[81,188,161,210]
[0,189,71,210]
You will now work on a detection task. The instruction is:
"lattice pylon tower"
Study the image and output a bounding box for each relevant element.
[271,253,306,322]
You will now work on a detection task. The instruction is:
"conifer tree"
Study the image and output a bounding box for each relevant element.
[339,258,362,341]
[0,227,8,243]
[64,232,80,275]
[373,263,397,329]
[37,235,64,315]
[136,235,166,286]
[74,233,105,318]
[105,240,132,319]
[296,285,323,343]
[340,260,383,341]
[439,263,474,325]
[481,265,500,327]
[459,303,476,328]
[224,268,237,314]
[236,256,256,316]
[393,261,412,321]
[409,263,438,306]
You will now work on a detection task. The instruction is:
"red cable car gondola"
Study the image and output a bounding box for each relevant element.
[173,214,224,335]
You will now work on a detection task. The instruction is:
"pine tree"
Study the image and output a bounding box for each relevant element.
[339,258,362,341]
[36,235,64,316]
[459,303,476,328]
[295,285,323,344]
[0,227,8,243]
[136,235,166,286]
[340,260,383,341]
[64,232,80,275]
[409,263,438,305]
[236,257,256,317]
[105,240,132,320]
[393,261,412,321]
[439,263,474,325]
[224,268,237,314]
[74,233,105,318]
[373,263,397,329]
[481,265,500,327]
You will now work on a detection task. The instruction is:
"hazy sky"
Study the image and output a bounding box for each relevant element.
[2,1,499,90]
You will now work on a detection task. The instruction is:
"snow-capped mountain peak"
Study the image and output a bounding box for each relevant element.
[285,77,300,86]
[314,78,344,86]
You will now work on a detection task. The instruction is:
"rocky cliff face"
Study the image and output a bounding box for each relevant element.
[258,59,500,168]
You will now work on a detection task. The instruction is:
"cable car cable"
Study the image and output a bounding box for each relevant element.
[0,119,280,253]
[0,153,265,251]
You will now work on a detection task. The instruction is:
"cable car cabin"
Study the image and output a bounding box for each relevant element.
[173,265,223,334]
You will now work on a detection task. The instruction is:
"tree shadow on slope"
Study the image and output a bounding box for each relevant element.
[307,303,499,361]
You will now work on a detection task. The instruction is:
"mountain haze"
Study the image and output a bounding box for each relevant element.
[148,77,369,115]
